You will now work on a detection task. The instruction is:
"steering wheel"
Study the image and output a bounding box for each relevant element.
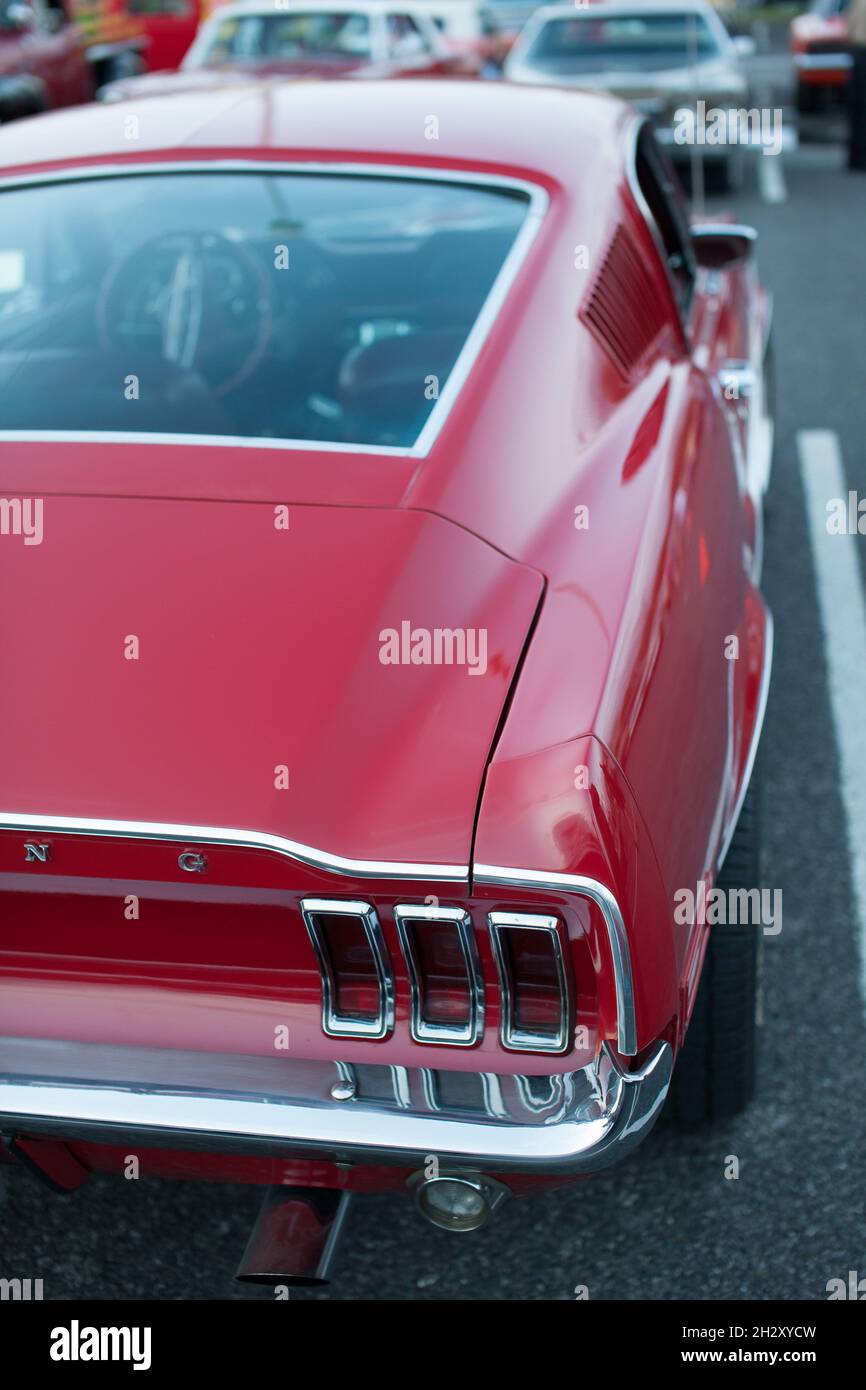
[96,231,275,397]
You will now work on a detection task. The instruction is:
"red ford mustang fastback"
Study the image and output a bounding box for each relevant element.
[0,79,773,1281]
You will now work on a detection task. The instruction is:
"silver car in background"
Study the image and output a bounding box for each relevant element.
[504,1,756,186]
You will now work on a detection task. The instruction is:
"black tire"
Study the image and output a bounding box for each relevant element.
[667,768,762,1126]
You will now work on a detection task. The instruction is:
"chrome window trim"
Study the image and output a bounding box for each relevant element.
[476,869,637,1056]
[487,910,571,1054]
[626,116,696,342]
[715,607,773,874]
[300,897,395,1040]
[393,904,484,1046]
[0,812,467,884]
[0,160,548,461]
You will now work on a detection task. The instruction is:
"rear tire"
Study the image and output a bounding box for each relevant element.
[668,769,762,1126]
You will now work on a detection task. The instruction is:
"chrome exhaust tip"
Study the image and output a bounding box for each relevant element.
[235,1185,351,1287]
[408,1172,508,1233]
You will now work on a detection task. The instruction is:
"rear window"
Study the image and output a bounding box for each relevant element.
[525,12,723,74]
[0,171,529,449]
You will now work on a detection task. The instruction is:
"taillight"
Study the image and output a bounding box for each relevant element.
[487,912,572,1053]
[302,899,576,1054]
[394,905,483,1046]
[300,898,394,1040]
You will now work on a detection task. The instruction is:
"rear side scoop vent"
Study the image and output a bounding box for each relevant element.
[581,222,668,379]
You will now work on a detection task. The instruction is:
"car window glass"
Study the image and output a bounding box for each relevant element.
[30,0,57,32]
[386,13,429,56]
[199,12,373,64]
[128,0,193,14]
[0,171,530,448]
[525,12,721,74]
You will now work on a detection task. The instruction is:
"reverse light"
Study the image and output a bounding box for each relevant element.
[410,1174,508,1232]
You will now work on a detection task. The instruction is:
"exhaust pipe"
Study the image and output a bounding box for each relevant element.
[235,1185,351,1288]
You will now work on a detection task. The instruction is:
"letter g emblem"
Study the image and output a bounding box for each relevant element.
[178,851,207,873]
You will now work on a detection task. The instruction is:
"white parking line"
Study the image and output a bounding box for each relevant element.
[758,154,787,204]
[798,429,866,1002]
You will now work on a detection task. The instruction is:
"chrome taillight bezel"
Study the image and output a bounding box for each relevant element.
[300,897,395,1040]
[393,904,484,1047]
[487,911,573,1054]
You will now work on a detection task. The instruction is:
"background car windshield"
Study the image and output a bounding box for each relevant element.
[0,172,528,448]
[808,0,850,15]
[525,13,723,74]
[197,12,373,64]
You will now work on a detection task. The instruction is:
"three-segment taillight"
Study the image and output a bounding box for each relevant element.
[301,899,574,1053]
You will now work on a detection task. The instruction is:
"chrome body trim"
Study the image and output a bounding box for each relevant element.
[715,607,773,874]
[0,812,467,884]
[475,867,637,1056]
[394,904,484,1047]
[487,911,571,1054]
[300,898,395,1040]
[692,221,758,266]
[0,160,548,461]
[0,1036,672,1175]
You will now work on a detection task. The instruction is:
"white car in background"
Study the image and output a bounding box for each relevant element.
[403,1,515,73]
[505,1,756,186]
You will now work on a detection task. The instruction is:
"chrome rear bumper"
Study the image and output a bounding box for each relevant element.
[0,1037,671,1175]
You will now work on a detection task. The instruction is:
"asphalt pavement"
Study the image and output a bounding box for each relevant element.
[2,59,866,1301]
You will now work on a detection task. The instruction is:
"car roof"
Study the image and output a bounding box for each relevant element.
[0,78,633,184]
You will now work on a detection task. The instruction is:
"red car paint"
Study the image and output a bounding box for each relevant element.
[136,0,202,71]
[0,0,92,114]
[0,81,771,1202]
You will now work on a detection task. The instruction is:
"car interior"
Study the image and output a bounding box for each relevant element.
[0,170,527,448]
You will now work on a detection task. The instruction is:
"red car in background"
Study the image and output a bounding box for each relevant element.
[99,0,478,98]
[0,0,92,117]
[0,79,772,1281]
[790,0,852,114]
[125,0,203,70]
[0,0,209,118]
